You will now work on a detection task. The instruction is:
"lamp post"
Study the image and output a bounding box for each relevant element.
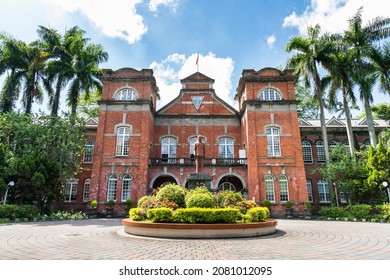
[3,181,14,205]
[383,181,389,203]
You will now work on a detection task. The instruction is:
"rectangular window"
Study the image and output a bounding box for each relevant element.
[265,176,275,202]
[316,141,326,162]
[318,180,330,202]
[307,179,313,202]
[83,141,94,163]
[116,127,130,156]
[83,179,90,202]
[279,177,289,202]
[266,128,281,157]
[64,179,78,202]
[121,176,132,202]
[107,176,117,201]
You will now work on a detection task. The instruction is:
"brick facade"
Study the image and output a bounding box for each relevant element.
[66,67,388,216]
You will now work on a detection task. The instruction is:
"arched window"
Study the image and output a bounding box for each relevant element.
[115,88,137,100]
[218,137,234,158]
[318,179,330,202]
[264,175,275,202]
[83,140,94,163]
[161,137,177,163]
[329,140,339,150]
[279,175,289,202]
[306,179,313,202]
[266,127,281,157]
[64,179,78,202]
[116,127,130,156]
[316,141,326,162]
[218,182,236,191]
[121,175,132,202]
[301,140,313,163]
[107,175,117,201]
[83,179,90,202]
[259,88,282,101]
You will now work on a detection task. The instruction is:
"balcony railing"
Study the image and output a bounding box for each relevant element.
[148,157,247,167]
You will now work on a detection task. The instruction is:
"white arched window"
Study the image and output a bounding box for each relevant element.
[264,175,275,202]
[301,140,313,163]
[107,175,117,201]
[306,179,313,202]
[279,175,289,202]
[121,175,132,202]
[259,88,282,101]
[116,127,130,156]
[218,182,236,191]
[266,127,281,157]
[83,179,90,202]
[115,88,137,100]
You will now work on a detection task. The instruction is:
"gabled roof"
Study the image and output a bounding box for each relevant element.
[326,116,345,127]
[298,118,313,127]
[357,117,379,126]
[180,72,215,84]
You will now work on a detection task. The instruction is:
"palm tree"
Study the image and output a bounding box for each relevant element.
[322,34,357,156]
[344,7,390,147]
[285,24,332,162]
[65,26,108,117]
[371,42,390,95]
[0,34,25,113]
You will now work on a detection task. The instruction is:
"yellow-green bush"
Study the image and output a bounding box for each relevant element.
[146,207,173,223]
[172,208,239,224]
[246,207,270,222]
[129,208,146,221]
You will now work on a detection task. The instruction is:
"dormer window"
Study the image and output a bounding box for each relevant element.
[115,88,137,100]
[259,89,282,101]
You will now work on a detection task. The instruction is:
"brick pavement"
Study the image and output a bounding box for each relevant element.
[0,218,389,260]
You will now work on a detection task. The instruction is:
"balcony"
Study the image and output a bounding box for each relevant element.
[148,157,247,167]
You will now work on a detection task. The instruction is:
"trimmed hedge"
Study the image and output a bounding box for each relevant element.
[129,208,146,221]
[185,193,215,208]
[172,208,239,224]
[146,207,173,223]
[0,204,39,219]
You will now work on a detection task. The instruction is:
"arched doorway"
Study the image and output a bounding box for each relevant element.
[152,175,177,191]
[217,175,244,193]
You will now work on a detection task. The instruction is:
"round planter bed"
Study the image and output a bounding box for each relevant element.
[122,218,278,239]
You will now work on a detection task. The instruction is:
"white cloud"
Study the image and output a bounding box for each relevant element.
[283,0,390,35]
[44,0,147,44]
[148,0,179,13]
[150,53,235,109]
[267,35,276,47]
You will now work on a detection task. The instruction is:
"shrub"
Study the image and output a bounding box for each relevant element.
[246,207,270,222]
[90,200,98,209]
[185,193,215,208]
[378,203,390,221]
[137,196,152,208]
[172,208,239,224]
[125,198,133,209]
[285,201,293,208]
[129,208,146,221]
[0,204,39,219]
[318,206,347,219]
[346,204,372,220]
[107,199,115,208]
[261,199,271,211]
[146,207,173,223]
[215,190,243,208]
[235,200,257,214]
[156,183,185,208]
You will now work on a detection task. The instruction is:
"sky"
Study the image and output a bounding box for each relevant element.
[0,0,389,116]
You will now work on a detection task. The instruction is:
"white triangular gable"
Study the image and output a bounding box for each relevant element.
[298,118,313,127]
[326,116,344,126]
[357,117,378,126]
[191,96,204,110]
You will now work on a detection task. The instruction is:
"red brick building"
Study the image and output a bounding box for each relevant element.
[68,67,388,216]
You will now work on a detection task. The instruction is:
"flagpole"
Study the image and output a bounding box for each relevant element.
[196,52,199,72]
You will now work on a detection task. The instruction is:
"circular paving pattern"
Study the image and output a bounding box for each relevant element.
[0,218,389,260]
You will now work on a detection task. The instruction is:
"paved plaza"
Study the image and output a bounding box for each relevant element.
[0,218,389,260]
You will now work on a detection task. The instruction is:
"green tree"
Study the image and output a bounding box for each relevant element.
[295,81,320,119]
[344,7,390,147]
[286,24,332,163]
[322,34,357,155]
[0,112,85,213]
[65,27,108,116]
[371,103,390,120]
[367,142,390,202]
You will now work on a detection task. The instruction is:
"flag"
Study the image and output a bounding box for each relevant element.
[196,53,199,65]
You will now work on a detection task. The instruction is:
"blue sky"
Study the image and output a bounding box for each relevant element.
[0,0,389,115]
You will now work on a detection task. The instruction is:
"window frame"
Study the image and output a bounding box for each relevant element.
[115,88,137,101]
[115,127,130,156]
[301,140,313,164]
[316,141,326,163]
[279,175,289,202]
[259,88,282,101]
[83,140,94,163]
[218,137,234,159]
[318,179,330,203]
[266,127,281,157]
[265,175,275,202]
[64,179,78,202]
[83,178,90,202]
[121,174,132,202]
[107,175,118,201]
